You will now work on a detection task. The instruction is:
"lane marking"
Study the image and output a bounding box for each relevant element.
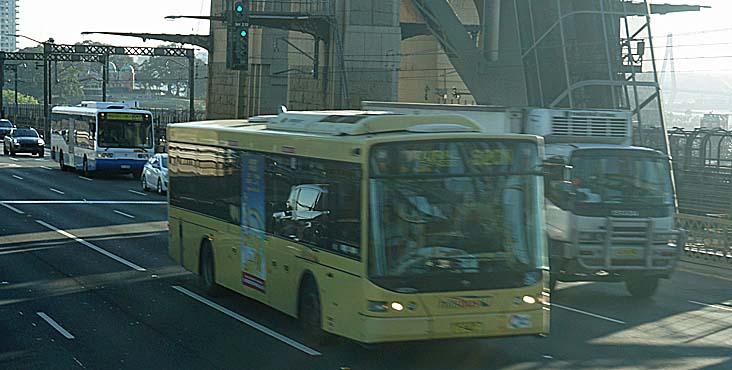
[550,303,626,324]
[9,157,19,161]
[2,200,166,205]
[128,190,147,196]
[36,312,75,339]
[12,174,23,180]
[41,166,53,170]
[689,300,732,313]
[172,286,322,356]
[35,220,146,272]
[49,188,65,195]
[677,267,732,283]
[113,210,135,219]
[78,176,93,182]
[1,203,24,214]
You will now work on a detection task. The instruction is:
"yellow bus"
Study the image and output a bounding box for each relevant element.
[167,110,549,344]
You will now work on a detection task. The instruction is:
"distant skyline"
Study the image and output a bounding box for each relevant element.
[13,0,731,75]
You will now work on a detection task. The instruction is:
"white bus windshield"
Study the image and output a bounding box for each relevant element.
[98,113,153,149]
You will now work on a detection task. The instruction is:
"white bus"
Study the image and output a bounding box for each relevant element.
[50,101,155,176]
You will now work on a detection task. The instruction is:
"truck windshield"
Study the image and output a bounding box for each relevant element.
[368,140,546,292]
[570,150,673,207]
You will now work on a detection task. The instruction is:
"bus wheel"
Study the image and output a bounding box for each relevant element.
[82,157,90,177]
[199,240,223,296]
[59,152,66,171]
[299,278,328,345]
[625,276,659,298]
[38,150,44,158]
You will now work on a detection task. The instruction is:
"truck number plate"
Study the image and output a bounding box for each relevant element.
[451,321,482,333]
[615,248,638,257]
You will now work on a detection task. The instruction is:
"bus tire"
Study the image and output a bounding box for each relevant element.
[38,150,44,158]
[298,276,328,345]
[59,151,67,171]
[625,276,659,298]
[82,157,90,177]
[199,240,223,296]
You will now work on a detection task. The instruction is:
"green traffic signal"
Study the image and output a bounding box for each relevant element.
[236,4,243,12]
[240,30,247,37]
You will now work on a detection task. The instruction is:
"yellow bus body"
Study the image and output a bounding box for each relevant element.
[168,113,549,344]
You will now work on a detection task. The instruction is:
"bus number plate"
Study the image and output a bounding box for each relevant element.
[121,165,131,169]
[451,321,482,334]
[615,248,638,257]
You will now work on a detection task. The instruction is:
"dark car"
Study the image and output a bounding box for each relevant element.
[3,128,45,157]
[0,119,13,140]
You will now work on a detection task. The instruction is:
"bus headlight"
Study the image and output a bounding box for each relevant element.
[522,295,537,305]
[390,302,404,311]
[97,152,114,158]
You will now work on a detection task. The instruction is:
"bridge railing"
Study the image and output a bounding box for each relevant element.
[677,214,732,268]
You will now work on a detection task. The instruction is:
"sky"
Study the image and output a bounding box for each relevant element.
[16,0,212,49]
[13,0,732,74]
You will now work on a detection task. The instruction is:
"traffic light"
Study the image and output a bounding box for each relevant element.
[227,25,249,70]
[226,0,249,71]
[230,1,248,23]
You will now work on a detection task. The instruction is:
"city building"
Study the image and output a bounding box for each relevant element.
[0,0,18,51]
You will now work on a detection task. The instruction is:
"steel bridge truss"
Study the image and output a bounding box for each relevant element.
[0,44,196,139]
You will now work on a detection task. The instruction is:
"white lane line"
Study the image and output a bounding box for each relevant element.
[113,210,135,219]
[78,176,93,182]
[35,220,146,272]
[172,286,322,356]
[49,188,65,195]
[12,174,23,180]
[689,300,732,313]
[550,303,626,325]
[1,203,24,214]
[128,190,147,196]
[9,157,19,161]
[2,200,166,205]
[36,312,75,339]
[41,166,53,170]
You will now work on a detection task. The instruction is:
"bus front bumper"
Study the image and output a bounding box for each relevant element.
[358,308,548,344]
[94,158,145,173]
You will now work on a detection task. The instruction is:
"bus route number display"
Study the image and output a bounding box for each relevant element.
[104,112,145,122]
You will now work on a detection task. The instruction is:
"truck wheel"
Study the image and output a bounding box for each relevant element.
[299,277,328,345]
[625,276,659,298]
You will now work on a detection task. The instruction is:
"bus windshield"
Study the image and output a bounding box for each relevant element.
[368,140,545,292]
[98,113,153,149]
[570,150,673,207]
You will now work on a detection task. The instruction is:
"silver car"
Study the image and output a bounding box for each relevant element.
[141,153,168,194]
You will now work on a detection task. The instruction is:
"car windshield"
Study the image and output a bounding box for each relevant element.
[14,129,38,137]
[368,140,545,292]
[570,150,673,207]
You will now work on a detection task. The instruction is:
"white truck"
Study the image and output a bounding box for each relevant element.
[363,101,686,297]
